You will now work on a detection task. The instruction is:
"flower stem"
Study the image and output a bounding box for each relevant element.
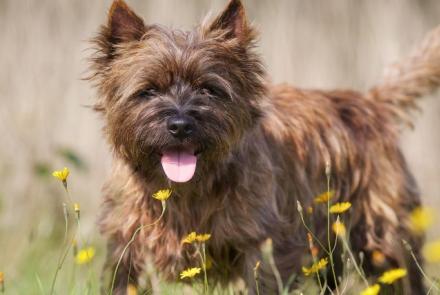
[298,209,330,255]
[49,190,77,295]
[402,239,440,292]
[254,268,261,295]
[197,243,209,294]
[326,164,340,295]
[109,201,166,295]
[268,252,283,294]
[49,226,78,295]
[341,238,369,287]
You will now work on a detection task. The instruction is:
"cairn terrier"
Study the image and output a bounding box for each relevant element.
[89,0,440,293]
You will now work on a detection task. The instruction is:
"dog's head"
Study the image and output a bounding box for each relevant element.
[89,0,266,183]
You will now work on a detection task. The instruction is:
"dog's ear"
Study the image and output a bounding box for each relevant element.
[107,0,145,44]
[87,0,146,106]
[209,0,250,42]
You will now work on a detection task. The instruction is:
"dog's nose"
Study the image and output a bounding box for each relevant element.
[167,116,194,139]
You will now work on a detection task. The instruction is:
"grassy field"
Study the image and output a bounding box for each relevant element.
[1,0,440,294]
[3,167,440,295]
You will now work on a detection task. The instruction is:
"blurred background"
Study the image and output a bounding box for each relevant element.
[0,0,439,293]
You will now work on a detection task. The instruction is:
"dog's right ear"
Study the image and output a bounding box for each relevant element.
[107,0,146,44]
[88,0,146,110]
[91,1,145,64]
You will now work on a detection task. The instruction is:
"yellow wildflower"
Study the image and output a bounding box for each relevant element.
[360,284,380,295]
[423,240,440,263]
[314,191,334,203]
[182,232,211,244]
[75,246,95,265]
[378,268,407,284]
[196,233,211,242]
[371,250,386,266]
[52,167,69,182]
[152,189,172,201]
[127,284,137,295]
[329,202,352,214]
[332,220,346,237]
[302,258,328,276]
[410,207,434,234]
[180,267,201,279]
[182,232,197,244]
[307,206,313,214]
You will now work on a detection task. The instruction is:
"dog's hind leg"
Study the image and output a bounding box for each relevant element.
[348,161,425,295]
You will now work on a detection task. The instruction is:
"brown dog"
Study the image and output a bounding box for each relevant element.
[89,0,440,294]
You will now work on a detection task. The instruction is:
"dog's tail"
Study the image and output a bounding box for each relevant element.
[368,25,440,127]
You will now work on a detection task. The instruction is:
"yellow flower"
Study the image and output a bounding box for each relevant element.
[371,250,386,266]
[152,189,172,201]
[180,267,201,279]
[378,268,407,284]
[182,232,197,244]
[302,258,328,276]
[196,233,211,242]
[410,207,434,234]
[182,232,211,244]
[314,191,334,203]
[75,247,95,265]
[360,284,380,295]
[332,220,346,237]
[127,284,137,295]
[74,203,80,213]
[52,167,70,182]
[423,240,440,263]
[307,206,313,214]
[0,271,3,283]
[329,202,352,214]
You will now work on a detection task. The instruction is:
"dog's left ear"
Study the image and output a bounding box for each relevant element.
[107,0,146,44]
[208,0,251,42]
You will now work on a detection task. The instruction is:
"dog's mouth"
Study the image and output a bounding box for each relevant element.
[160,146,198,183]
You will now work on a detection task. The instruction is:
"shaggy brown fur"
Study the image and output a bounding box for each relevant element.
[88,0,440,294]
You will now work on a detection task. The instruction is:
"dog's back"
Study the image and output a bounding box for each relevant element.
[263,84,422,292]
[263,26,440,292]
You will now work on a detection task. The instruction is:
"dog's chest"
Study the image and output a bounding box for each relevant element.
[144,192,270,277]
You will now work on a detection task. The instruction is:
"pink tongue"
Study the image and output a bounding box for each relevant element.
[161,150,197,183]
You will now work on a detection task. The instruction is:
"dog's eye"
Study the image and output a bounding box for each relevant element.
[202,86,227,99]
[138,89,157,99]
